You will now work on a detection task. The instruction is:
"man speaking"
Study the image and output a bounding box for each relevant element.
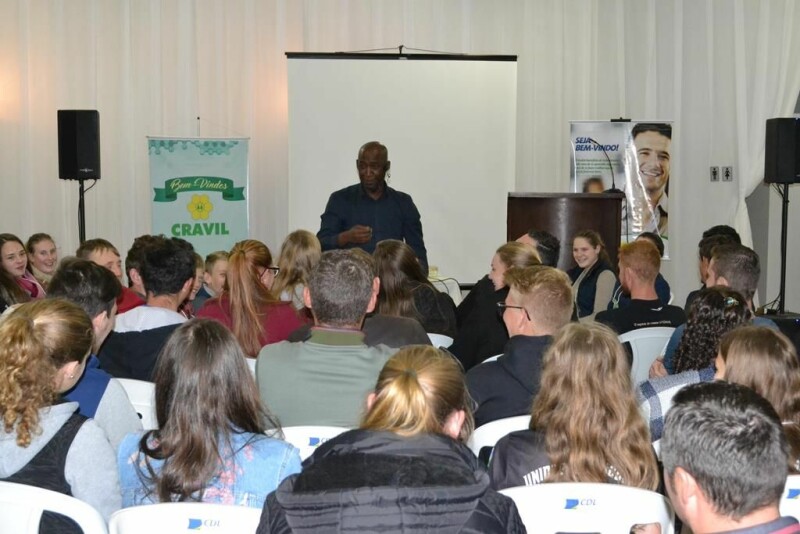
[317,141,428,270]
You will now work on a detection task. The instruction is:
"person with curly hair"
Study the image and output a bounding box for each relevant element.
[0,299,120,526]
[118,319,301,509]
[715,326,800,473]
[637,287,750,452]
[489,322,658,491]
[373,239,457,338]
[197,239,306,357]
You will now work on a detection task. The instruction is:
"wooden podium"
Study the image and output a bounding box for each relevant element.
[507,193,624,271]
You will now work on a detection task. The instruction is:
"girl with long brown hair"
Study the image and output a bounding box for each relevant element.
[259,345,523,532]
[1,233,45,302]
[0,299,120,523]
[490,322,658,491]
[117,319,301,508]
[715,326,800,472]
[197,239,306,356]
[271,229,321,311]
[373,239,457,337]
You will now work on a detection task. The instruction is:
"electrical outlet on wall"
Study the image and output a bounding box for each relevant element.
[723,166,733,182]
[710,166,720,182]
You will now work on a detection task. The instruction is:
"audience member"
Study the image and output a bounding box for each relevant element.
[457,229,558,330]
[0,299,120,522]
[118,319,301,509]
[490,322,658,491]
[684,225,741,310]
[568,229,616,321]
[638,287,750,449]
[451,241,541,370]
[466,266,572,428]
[198,239,305,356]
[1,233,45,299]
[272,229,321,312]
[373,239,457,337]
[582,176,605,193]
[192,250,228,312]
[661,243,773,374]
[258,345,523,533]
[124,234,163,301]
[257,249,395,427]
[48,258,142,448]
[25,232,58,289]
[98,236,194,380]
[596,239,685,334]
[607,232,672,309]
[0,246,29,309]
[715,326,800,472]
[77,238,144,313]
[178,252,204,319]
[662,381,798,533]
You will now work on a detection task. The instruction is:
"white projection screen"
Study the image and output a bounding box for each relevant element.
[287,53,517,285]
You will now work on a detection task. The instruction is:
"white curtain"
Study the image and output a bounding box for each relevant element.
[1,0,799,304]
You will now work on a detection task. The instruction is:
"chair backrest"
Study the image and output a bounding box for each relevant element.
[467,415,531,456]
[427,333,454,348]
[0,481,108,534]
[780,474,800,520]
[481,353,502,364]
[109,502,261,534]
[116,378,158,430]
[281,425,350,460]
[500,483,675,534]
[619,327,675,385]
[246,357,257,376]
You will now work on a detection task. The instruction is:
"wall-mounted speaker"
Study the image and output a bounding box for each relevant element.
[57,110,100,180]
[765,117,800,184]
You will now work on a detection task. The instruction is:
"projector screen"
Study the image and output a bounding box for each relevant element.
[287,54,517,285]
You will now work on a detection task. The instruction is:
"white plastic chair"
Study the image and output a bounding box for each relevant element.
[619,327,675,385]
[780,474,800,520]
[109,502,261,534]
[500,482,675,534]
[481,353,502,364]
[467,415,530,457]
[116,378,158,429]
[281,425,350,460]
[0,481,108,534]
[246,357,257,376]
[427,333,454,348]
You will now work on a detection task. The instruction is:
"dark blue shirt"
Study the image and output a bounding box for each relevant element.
[63,354,111,418]
[317,184,427,269]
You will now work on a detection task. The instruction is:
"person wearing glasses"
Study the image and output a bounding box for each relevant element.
[317,141,428,272]
[197,239,306,358]
[466,266,573,428]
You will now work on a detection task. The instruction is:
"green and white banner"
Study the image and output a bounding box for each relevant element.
[148,138,249,257]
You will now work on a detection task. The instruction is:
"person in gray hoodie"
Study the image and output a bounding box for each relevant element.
[0,299,120,527]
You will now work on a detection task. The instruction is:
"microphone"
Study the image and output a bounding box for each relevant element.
[587,137,622,194]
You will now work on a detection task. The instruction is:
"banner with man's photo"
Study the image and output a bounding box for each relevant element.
[569,121,673,254]
[148,137,249,258]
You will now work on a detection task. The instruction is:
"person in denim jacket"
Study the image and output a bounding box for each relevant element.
[117,319,301,509]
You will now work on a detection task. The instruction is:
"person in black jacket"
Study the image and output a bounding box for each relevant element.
[450,242,541,370]
[466,266,573,428]
[258,345,524,534]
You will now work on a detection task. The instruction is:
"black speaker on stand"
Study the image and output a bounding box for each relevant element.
[764,117,800,314]
[58,110,101,244]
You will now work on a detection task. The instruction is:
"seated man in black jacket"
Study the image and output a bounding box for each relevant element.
[466,265,573,428]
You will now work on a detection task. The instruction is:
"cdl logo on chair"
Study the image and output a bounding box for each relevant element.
[308,436,330,446]
[188,517,222,529]
[564,498,597,509]
[787,489,800,499]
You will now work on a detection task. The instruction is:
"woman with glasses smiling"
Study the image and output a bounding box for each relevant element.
[197,239,306,357]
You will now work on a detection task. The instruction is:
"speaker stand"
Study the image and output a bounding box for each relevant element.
[779,183,790,314]
[78,179,87,244]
